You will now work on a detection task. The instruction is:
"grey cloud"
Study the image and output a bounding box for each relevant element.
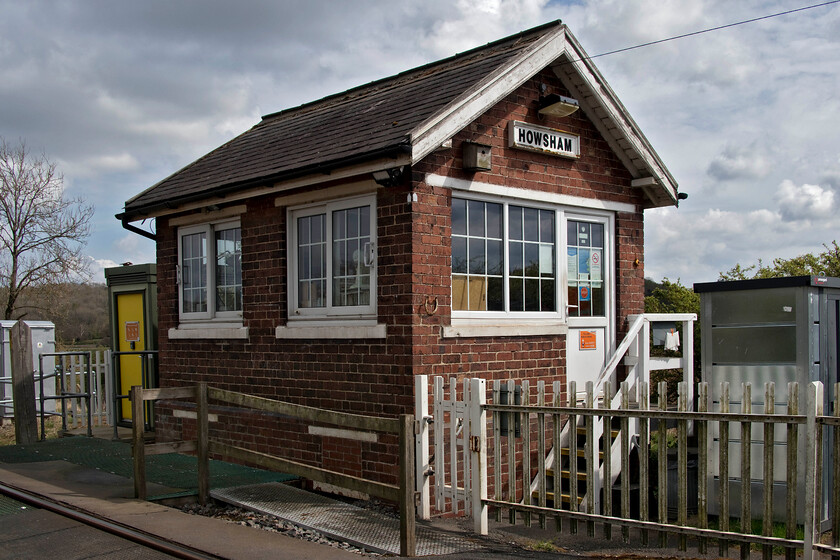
[706,143,771,182]
[2,0,838,285]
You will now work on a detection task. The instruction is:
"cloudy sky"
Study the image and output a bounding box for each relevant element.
[1,0,838,286]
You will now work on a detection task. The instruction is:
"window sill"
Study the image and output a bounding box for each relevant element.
[442,322,568,338]
[276,322,387,339]
[168,324,249,340]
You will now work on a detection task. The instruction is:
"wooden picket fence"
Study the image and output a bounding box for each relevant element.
[418,376,840,560]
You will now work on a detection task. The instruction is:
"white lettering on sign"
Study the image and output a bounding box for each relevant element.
[508,121,580,158]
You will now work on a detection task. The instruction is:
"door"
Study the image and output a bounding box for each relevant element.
[565,215,613,390]
[115,292,146,423]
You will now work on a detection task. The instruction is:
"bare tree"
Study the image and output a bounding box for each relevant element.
[0,138,94,320]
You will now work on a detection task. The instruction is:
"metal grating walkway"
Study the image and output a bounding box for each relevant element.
[212,482,483,556]
[0,494,27,517]
[0,437,295,500]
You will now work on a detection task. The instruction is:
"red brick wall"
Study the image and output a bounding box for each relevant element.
[408,69,645,389]
[152,67,647,489]
[155,187,415,484]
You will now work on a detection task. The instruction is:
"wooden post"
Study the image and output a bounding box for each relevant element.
[678,382,688,551]
[493,379,502,524]
[521,380,531,528]
[697,382,708,554]
[10,321,37,445]
[414,375,430,520]
[585,382,595,538]
[536,380,546,530]
[740,383,752,560]
[602,380,612,541]
[620,382,630,544]
[762,383,775,560]
[399,413,416,557]
[450,379,459,516]
[197,382,210,506]
[657,381,667,548]
[131,386,147,500]
[506,379,516,525]
[470,377,487,536]
[802,381,824,560]
[639,381,649,545]
[785,383,799,560]
[566,380,578,535]
[719,382,730,557]
[434,376,445,512]
[832,383,840,553]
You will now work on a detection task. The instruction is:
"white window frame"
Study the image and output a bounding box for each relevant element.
[452,194,562,322]
[450,193,614,327]
[287,194,377,321]
[563,211,614,331]
[177,219,242,323]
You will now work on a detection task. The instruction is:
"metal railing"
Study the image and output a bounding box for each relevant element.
[37,352,93,439]
[110,350,158,439]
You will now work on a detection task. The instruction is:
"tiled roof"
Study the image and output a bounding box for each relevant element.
[122,23,557,218]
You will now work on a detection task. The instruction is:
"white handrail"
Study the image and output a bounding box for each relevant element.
[564,313,696,512]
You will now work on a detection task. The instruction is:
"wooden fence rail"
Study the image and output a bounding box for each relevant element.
[421,377,839,560]
[130,383,417,557]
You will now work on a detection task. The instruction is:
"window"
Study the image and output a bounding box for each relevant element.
[451,196,609,320]
[567,219,605,317]
[289,196,376,319]
[178,220,242,321]
[508,205,556,312]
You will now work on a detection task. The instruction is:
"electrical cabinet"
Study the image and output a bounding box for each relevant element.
[694,276,839,523]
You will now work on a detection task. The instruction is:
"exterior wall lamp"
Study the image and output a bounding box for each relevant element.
[537,93,580,118]
[372,167,403,187]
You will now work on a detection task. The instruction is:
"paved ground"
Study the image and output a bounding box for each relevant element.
[0,460,361,560]
[0,437,755,559]
[1,496,179,560]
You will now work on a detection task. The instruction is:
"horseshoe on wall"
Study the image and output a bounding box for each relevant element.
[422,296,438,316]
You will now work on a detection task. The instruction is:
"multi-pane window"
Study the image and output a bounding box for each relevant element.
[179,221,242,320]
[297,214,326,308]
[508,205,555,312]
[566,220,605,317]
[290,197,375,317]
[452,198,558,314]
[452,197,608,319]
[332,205,372,307]
[452,199,504,311]
[215,227,242,312]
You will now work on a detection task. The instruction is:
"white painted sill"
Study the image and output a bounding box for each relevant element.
[168,325,249,340]
[442,323,568,338]
[275,322,387,340]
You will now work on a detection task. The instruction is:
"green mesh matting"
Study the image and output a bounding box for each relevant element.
[0,437,295,498]
[0,494,28,516]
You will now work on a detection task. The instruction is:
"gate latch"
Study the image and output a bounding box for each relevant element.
[469,436,481,452]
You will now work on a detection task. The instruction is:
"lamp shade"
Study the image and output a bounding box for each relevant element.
[538,94,579,117]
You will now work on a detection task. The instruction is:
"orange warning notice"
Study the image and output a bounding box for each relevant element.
[125,321,140,343]
[579,330,597,350]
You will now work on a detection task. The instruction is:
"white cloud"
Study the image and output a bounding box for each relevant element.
[59,153,141,178]
[644,205,809,284]
[775,180,837,222]
[419,0,548,56]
